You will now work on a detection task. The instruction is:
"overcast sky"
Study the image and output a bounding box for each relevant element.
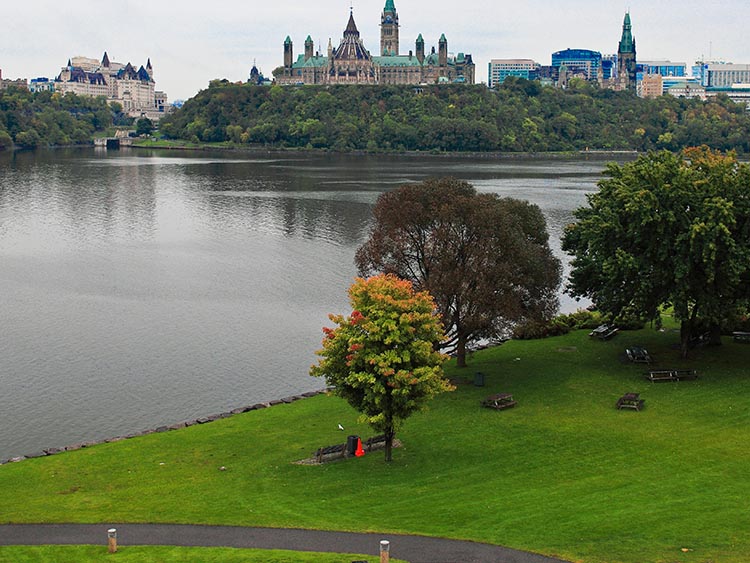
[2,0,749,101]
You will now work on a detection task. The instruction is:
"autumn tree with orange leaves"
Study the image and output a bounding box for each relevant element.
[310,274,452,462]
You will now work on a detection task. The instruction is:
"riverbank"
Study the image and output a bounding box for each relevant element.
[2,325,749,563]
[129,137,639,160]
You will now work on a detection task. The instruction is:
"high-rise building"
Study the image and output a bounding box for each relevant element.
[551,49,602,83]
[700,63,750,87]
[487,59,540,88]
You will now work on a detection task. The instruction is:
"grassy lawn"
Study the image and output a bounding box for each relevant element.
[1,325,748,563]
[0,545,403,563]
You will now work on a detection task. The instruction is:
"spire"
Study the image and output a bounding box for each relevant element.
[344,8,359,37]
[618,11,635,54]
[102,51,110,67]
[384,0,395,12]
[146,58,152,70]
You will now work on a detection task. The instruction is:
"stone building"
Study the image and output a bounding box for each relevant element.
[55,53,168,119]
[274,1,475,85]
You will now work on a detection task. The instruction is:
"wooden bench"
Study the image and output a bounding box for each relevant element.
[646,369,698,382]
[481,393,517,410]
[733,331,750,343]
[626,346,652,364]
[616,392,644,411]
[589,324,619,340]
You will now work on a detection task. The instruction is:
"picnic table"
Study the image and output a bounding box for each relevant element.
[616,392,644,411]
[481,393,517,410]
[732,331,750,343]
[646,369,698,382]
[626,346,652,364]
[589,324,619,340]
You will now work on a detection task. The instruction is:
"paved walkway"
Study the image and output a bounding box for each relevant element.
[0,524,571,563]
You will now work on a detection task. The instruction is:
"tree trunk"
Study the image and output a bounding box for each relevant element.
[709,323,722,346]
[456,334,467,368]
[384,428,394,462]
[680,319,691,359]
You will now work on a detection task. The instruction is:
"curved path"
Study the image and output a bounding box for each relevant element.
[0,524,571,563]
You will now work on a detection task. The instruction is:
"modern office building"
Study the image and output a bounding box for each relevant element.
[551,49,602,82]
[700,63,750,87]
[637,61,686,78]
[487,59,539,87]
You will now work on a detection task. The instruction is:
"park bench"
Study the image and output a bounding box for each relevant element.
[646,369,698,382]
[732,331,750,343]
[589,324,619,340]
[626,346,652,364]
[481,393,517,410]
[616,392,645,411]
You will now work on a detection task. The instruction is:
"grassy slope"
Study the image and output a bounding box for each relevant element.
[1,326,748,563]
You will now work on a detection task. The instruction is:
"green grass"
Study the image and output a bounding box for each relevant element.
[0,545,403,563]
[1,325,749,563]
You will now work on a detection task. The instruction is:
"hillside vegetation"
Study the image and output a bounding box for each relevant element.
[159,79,750,153]
[0,88,118,149]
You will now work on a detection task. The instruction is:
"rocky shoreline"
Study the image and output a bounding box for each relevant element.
[0,389,328,465]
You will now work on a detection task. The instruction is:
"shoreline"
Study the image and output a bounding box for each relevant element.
[127,141,640,160]
[0,389,329,465]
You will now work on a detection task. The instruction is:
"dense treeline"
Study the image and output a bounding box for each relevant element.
[159,78,750,153]
[0,87,117,149]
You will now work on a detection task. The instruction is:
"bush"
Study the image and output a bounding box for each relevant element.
[512,309,607,340]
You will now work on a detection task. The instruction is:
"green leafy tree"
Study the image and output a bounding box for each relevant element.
[356,178,561,367]
[136,117,154,137]
[562,147,750,357]
[310,274,451,462]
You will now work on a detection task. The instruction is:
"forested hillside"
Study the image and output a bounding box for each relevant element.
[159,78,750,153]
[0,87,116,149]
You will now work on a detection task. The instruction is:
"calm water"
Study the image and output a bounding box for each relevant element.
[0,148,620,459]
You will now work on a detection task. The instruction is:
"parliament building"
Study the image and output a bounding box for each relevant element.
[273,1,475,85]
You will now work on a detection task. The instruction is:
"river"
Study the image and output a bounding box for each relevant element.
[0,148,624,460]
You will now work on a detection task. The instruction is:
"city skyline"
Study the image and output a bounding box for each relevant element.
[3,0,749,101]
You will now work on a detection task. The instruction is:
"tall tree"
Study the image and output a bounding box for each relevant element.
[356,178,561,367]
[562,147,750,357]
[310,274,451,462]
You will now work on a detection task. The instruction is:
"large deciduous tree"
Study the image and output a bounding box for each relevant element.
[356,178,561,367]
[562,147,750,357]
[310,274,451,462]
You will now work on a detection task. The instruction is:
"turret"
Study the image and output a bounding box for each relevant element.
[284,36,293,70]
[438,33,447,67]
[416,34,424,63]
[304,35,314,61]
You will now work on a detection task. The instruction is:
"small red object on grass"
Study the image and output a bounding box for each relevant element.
[355,437,365,457]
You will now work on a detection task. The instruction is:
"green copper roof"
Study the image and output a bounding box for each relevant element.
[416,33,424,43]
[374,54,422,67]
[439,33,447,43]
[305,35,313,43]
[384,0,396,12]
[292,54,329,69]
[618,12,635,54]
[284,36,292,44]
